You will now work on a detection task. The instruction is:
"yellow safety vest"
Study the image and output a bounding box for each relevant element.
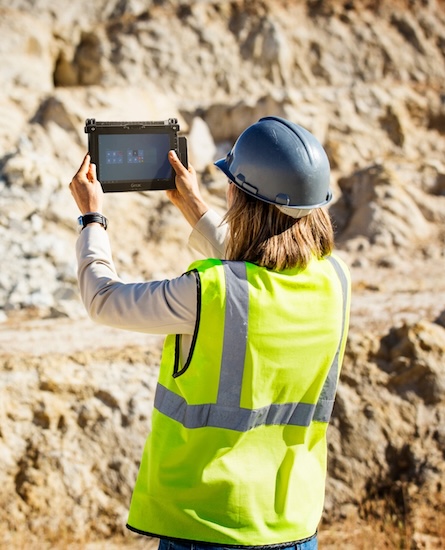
[127,255,350,546]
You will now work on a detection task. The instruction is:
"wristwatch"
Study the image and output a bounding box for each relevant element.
[78,212,108,231]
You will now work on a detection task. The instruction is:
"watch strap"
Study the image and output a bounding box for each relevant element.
[78,212,108,230]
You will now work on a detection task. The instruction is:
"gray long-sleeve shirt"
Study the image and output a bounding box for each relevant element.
[76,209,226,337]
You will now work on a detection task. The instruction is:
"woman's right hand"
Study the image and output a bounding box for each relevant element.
[166,150,209,227]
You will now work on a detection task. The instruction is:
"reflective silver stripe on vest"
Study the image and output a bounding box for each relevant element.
[217,262,249,407]
[313,256,349,422]
[154,384,316,430]
[155,258,348,431]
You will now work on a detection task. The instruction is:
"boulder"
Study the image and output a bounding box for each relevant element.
[331,164,433,249]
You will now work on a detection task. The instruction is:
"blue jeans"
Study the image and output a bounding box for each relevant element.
[158,535,318,550]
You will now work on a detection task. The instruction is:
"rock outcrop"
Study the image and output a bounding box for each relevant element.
[1,0,445,547]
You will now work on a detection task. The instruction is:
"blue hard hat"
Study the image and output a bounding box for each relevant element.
[214,116,332,210]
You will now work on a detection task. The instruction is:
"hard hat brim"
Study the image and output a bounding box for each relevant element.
[214,157,333,210]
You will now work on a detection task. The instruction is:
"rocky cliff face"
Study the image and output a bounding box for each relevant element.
[1,0,445,547]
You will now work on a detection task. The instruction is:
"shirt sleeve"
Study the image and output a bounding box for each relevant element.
[188,209,227,258]
[76,225,198,335]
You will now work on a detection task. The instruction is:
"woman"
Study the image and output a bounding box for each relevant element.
[70,116,351,550]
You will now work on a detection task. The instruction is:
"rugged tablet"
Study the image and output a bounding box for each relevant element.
[85,118,188,192]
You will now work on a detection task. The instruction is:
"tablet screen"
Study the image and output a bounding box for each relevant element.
[97,133,171,183]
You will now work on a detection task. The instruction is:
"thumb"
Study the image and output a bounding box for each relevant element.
[88,162,98,183]
[79,153,91,174]
[168,149,187,175]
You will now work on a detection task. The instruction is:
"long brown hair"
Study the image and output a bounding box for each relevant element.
[223,185,334,271]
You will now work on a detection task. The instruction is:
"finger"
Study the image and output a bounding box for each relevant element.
[165,189,176,200]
